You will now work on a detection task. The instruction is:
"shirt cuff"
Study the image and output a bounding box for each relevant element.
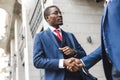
[80,59,85,67]
[59,59,65,68]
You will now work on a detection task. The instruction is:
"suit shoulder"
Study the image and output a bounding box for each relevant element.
[35,30,47,38]
[65,31,72,34]
[66,32,74,36]
[36,30,48,35]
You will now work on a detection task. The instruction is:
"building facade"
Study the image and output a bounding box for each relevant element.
[0,0,106,80]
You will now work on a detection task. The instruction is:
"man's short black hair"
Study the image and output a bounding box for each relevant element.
[44,5,59,20]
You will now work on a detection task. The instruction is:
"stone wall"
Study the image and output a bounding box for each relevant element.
[54,0,106,80]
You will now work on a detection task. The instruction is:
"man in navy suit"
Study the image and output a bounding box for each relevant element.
[33,5,93,80]
[80,0,120,80]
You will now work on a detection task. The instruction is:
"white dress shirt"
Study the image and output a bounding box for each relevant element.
[104,0,112,7]
[106,0,112,4]
[48,26,62,37]
[106,0,111,3]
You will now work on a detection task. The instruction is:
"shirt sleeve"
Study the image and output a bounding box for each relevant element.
[59,59,65,68]
[80,59,85,66]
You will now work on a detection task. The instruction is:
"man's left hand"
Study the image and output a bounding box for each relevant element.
[59,46,75,55]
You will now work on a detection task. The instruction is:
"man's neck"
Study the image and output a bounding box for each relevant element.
[48,25,61,32]
[52,26,59,29]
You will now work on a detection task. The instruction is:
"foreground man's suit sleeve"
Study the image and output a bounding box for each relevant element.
[82,46,102,69]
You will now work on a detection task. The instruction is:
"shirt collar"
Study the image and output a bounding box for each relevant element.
[106,0,112,3]
[48,26,61,32]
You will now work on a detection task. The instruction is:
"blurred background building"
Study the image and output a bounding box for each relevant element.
[0,0,105,80]
[0,48,9,80]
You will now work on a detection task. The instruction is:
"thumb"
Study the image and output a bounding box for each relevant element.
[59,48,63,50]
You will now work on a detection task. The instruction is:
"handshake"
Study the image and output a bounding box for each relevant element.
[64,57,84,72]
[59,46,84,72]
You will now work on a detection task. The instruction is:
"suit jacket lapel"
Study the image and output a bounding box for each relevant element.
[61,30,66,47]
[46,28,60,48]
[102,5,108,28]
[61,30,72,48]
[46,28,72,48]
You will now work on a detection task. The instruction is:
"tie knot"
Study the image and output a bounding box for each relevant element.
[54,29,60,33]
[54,29,62,41]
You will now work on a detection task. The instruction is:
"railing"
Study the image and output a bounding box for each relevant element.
[29,0,43,38]
[18,26,25,65]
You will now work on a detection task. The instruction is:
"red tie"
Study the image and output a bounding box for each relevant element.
[54,29,62,41]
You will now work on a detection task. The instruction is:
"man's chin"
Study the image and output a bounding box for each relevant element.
[59,22,63,25]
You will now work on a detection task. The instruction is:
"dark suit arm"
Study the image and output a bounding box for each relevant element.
[81,46,102,69]
[33,33,59,70]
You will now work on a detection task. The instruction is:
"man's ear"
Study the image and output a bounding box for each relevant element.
[45,16,49,22]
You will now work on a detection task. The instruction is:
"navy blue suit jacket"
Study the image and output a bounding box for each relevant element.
[33,28,87,80]
[82,0,120,80]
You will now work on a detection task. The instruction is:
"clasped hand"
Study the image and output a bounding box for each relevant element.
[59,46,84,72]
[64,58,84,72]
